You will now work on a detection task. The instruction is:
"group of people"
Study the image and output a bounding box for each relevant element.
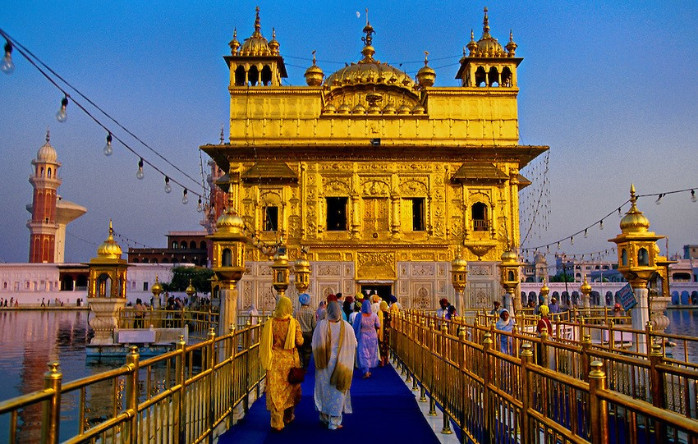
[490,299,554,355]
[260,292,400,432]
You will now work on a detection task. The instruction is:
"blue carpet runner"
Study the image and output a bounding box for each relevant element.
[219,359,440,443]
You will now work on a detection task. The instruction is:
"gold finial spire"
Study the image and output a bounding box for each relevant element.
[483,7,490,35]
[630,183,637,204]
[108,219,114,237]
[219,125,224,144]
[46,128,50,143]
[424,51,429,66]
[254,6,261,35]
[365,7,369,26]
[312,49,317,65]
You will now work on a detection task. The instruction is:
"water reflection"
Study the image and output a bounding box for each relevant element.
[665,309,698,362]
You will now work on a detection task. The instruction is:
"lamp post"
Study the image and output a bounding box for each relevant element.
[272,240,290,300]
[609,185,663,354]
[450,249,468,314]
[151,275,163,308]
[185,279,197,302]
[294,247,311,295]
[580,274,592,315]
[207,188,246,336]
[539,277,550,306]
[498,247,521,315]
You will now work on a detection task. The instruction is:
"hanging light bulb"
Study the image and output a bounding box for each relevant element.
[103,132,113,156]
[182,189,188,204]
[1,40,14,74]
[164,176,172,193]
[197,197,203,212]
[599,220,604,230]
[136,158,144,179]
[55,96,68,122]
[570,236,574,246]
[692,189,696,203]
[655,193,663,205]
[584,228,588,238]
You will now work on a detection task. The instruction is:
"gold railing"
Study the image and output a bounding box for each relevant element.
[119,308,220,340]
[0,323,264,443]
[391,311,698,443]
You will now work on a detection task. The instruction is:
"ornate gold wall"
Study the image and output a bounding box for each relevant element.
[202,9,548,311]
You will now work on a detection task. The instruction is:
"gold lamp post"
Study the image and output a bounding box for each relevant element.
[498,246,521,315]
[450,249,468,314]
[272,241,291,300]
[294,247,311,295]
[185,279,197,301]
[609,184,663,354]
[207,189,247,335]
[580,274,592,310]
[539,277,550,306]
[151,275,163,308]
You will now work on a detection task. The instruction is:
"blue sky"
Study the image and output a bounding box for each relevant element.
[0,1,696,263]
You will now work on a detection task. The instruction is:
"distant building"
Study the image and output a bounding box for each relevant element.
[26,131,86,263]
[127,231,210,266]
[683,245,698,260]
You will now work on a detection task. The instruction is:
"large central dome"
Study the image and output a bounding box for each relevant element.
[320,21,421,114]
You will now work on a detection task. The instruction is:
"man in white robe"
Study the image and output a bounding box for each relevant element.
[312,301,357,430]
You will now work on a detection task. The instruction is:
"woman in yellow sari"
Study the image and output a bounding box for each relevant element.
[260,296,304,431]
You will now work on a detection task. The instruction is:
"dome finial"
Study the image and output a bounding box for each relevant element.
[629,183,637,206]
[312,50,317,65]
[108,219,114,238]
[423,51,429,66]
[46,128,50,143]
[483,7,490,35]
[254,6,261,35]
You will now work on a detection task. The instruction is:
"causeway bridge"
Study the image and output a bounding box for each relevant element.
[1,309,697,443]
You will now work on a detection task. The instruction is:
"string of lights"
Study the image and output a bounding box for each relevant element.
[0,29,205,204]
[112,231,154,249]
[521,186,698,255]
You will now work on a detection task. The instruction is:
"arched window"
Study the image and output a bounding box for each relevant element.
[47,168,52,178]
[621,249,628,266]
[507,270,514,281]
[261,65,272,85]
[222,248,232,266]
[472,202,488,231]
[488,67,499,86]
[190,241,196,249]
[638,248,649,266]
[235,66,245,86]
[97,273,112,298]
[248,66,259,86]
[475,67,487,87]
[180,241,187,249]
[501,67,512,87]
[40,167,44,177]
[172,242,178,249]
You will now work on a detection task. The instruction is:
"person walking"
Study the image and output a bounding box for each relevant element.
[353,299,380,378]
[377,300,392,366]
[295,293,316,369]
[260,296,304,431]
[312,301,356,430]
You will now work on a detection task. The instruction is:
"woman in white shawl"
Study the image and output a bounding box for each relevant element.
[495,308,515,354]
[312,301,357,430]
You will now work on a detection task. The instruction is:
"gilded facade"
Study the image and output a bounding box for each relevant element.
[202,8,548,311]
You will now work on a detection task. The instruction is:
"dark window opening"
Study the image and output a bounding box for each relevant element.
[235,66,245,86]
[200,241,206,250]
[222,248,232,267]
[638,248,649,266]
[180,241,187,249]
[248,66,259,86]
[261,65,272,85]
[475,67,487,87]
[488,67,499,86]
[264,206,279,231]
[411,198,425,231]
[143,282,149,291]
[326,197,348,231]
[472,202,488,231]
[501,67,512,87]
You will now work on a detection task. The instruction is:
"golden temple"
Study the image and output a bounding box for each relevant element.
[201,7,548,311]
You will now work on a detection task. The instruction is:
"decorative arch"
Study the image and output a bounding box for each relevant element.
[261,65,272,85]
[399,179,428,196]
[501,67,513,87]
[488,66,499,86]
[475,66,487,87]
[248,65,259,86]
[235,66,245,86]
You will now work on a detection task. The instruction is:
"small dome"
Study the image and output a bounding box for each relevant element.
[382,103,396,114]
[304,51,324,86]
[216,208,245,234]
[580,275,592,294]
[416,52,436,87]
[411,104,425,114]
[397,104,412,114]
[151,276,163,295]
[336,103,351,114]
[468,8,509,58]
[351,103,366,114]
[324,104,336,114]
[501,249,517,263]
[620,185,650,233]
[37,131,57,163]
[239,7,271,57]
[96,220,123,259]
[268,28,279,55]
[228,28,240,55]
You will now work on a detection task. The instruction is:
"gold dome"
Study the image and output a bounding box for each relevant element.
[580,275,592,294]
[228,28,240,55]
[411,104,425,114]
[323,20,417,99]
[268,28,280,56]
[304,51,324,86]
[216,208,245,234]
[239,7,272,57]
[96,220,123,259]
[397,104,412,114]
[620,184,650,234]
[324,103,336,113]
[336,103,351,114]
[468,8,509,58]
[416,52,436,87]
[382,103,396,114]
[151,276,163,295]
[501,248,517,263]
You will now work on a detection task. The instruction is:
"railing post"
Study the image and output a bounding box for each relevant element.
[175,335,186,444]
[41,362,62,444]
[125,346,140,444]
[589,360,609,444]
[578,315,585,342]
[519,343,533,444]
[645,321,653,358]
[540,327,549,368]
[649,342,667,440]
[207,328,216,443]
[440,323,452,435]
[228,324,236,427]
[482,332,493,443]
[581,334,591,382]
